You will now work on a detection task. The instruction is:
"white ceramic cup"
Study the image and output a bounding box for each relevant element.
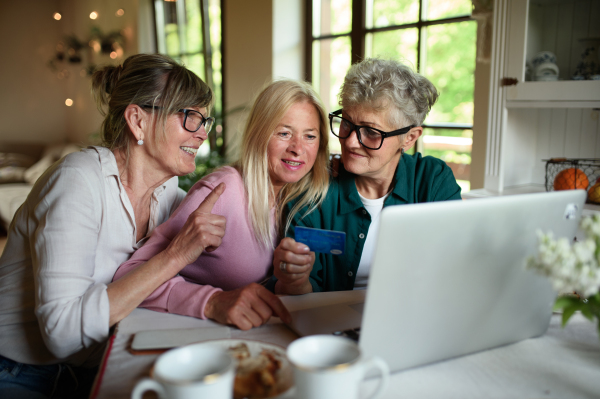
[534,61,559,81]
[287,335,390,399]
[131,343,235,399]
[531,51,557,68]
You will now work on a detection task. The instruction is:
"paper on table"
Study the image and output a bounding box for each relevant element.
[130,326,231,353]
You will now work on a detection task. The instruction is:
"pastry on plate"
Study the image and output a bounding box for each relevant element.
[228,342,290,399]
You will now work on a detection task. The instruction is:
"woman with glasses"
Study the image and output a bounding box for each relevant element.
[0,54,220,398]
[272,58,462,294]
[113,79,330,330]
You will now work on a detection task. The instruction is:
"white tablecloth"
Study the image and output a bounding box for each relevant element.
[92,291,600,399]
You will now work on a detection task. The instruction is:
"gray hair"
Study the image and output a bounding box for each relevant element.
[339,58,439,127]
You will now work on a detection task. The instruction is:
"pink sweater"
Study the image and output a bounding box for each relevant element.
[113,166,276,319]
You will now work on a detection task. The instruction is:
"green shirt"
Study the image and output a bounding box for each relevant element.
[286,152,462,292]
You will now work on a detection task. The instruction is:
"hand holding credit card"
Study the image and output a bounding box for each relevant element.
[295,226,346,255]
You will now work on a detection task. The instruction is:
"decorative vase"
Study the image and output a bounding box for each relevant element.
[573,37,600,80]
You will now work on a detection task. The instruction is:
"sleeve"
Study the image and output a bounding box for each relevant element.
[33,166,110,359]
[432,162,462,201]
[417,159,462,202]
[113,180,223,320]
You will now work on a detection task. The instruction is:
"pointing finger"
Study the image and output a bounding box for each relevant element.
[257,288,291,324]
[195,182,226,214]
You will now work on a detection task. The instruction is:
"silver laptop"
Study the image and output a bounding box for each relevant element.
[287,190,587,372]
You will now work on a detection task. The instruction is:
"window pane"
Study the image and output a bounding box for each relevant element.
[184,0,202,54]
[313,0,352,37]
[366,29,418,69]
[209,0,222,118]
[367,0,418,29]
[158,1,205,60]
[312,36,351,113]
[423,21,476,125]
[180,53,205,82]
[164,22,180,57]
[425,0,472,21]
[420,127,472,186]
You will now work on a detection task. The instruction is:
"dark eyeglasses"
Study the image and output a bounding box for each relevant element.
[329,109,415,150]
[141,105,215,134]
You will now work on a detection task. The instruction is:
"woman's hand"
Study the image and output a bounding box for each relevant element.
[273,237,314,295]
[164,183,227,269]
[204,283,291,330]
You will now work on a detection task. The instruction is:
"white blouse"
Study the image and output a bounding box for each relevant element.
[0,147,184,366]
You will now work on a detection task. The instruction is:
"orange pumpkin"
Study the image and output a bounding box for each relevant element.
[589,181,600,204]
[553,168,589,191]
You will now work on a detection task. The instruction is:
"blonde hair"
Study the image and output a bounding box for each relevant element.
[91,53,212,156]
[234,79,330,248]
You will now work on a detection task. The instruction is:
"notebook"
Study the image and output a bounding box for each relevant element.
[286,189,587,373]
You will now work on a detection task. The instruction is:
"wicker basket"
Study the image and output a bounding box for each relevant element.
[544,158,600,204]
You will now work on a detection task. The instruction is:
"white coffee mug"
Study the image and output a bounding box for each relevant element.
[131,343,235,399]
[287,335,390,399]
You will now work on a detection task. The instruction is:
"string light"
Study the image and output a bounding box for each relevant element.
[116,9,125,17]
[53,13,62,20]
[89,11,98,20]
[65,99,74,106]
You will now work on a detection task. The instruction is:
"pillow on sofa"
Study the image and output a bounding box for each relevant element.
[24,144,81,185]
[0,152,36,183]
[0,166,26,183]
[0,183,33,228]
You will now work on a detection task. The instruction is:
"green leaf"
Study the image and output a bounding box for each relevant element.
[561,303,582,327]
[579,304,595,321]
[554,296,580,311]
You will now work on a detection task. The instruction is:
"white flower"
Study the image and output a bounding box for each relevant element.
[526,216,600,299]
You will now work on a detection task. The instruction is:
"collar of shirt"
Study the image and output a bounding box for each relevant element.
[92,146,169,243]
[337,156,409,215]
[93,146,168,198]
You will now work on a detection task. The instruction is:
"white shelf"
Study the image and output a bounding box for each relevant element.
[505,81,600,106]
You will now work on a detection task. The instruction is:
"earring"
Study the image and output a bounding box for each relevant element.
[137,139,144,145]
[401,147,405,155]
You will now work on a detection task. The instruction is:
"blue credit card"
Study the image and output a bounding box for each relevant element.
[295,226,346,255]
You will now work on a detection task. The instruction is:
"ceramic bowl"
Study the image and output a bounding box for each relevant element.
[531,51,557,68]
[534,61,559,80]
[536,74,559,81]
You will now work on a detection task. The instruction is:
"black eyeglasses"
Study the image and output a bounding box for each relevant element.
[329,109,415,150]
[141,105,215,134]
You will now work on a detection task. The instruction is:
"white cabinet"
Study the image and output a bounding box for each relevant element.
[467,0,600,213]
[504,0,600,107]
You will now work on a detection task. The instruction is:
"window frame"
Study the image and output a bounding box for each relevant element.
[304,0,474,155]
[152,0,224,156]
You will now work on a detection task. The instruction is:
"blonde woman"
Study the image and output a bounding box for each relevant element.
[274,58,462,294]
[114,79,330,330]
[0,54,222,398]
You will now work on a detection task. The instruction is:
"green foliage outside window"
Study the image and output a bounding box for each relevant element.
[155,0,226,191]
[315,0,476,187]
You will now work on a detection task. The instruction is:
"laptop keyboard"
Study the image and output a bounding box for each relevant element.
[333,327,361,341]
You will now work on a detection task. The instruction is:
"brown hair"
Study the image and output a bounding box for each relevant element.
[91,53,212,156]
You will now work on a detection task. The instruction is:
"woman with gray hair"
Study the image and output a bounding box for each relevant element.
[273,58,462,294]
